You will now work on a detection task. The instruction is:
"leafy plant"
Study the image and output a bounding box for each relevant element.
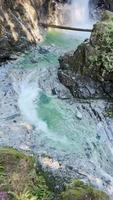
[9,189,37,200]
[0,148,53,200]
[89,21,113,73]
[61,180,110,200]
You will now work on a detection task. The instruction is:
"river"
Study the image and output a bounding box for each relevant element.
[1,0,113,198]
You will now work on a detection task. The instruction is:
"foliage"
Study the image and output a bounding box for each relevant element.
[0,148,53,200]
[60,180,110,200]
[9,189,37,200]
[89,20,113,73]
[105,104,113,117]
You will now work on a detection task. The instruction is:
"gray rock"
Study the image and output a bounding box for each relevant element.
[76,110,82,120]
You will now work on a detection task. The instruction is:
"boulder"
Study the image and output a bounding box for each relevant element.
[58,11,113,99]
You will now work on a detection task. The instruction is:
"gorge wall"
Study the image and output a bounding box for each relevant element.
[89,0,113,18]
[0,0,68,63]
[0,0,44,62]
[90,0,113,11]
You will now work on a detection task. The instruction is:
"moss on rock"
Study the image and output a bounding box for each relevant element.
[60,180,110,200]
[0,147,53,200]
[58,10,113,99]
[89,11,113,73]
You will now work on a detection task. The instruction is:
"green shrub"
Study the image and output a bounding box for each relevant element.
[89,12,113,73]
[0,148,53,200]
[60,180,110,200]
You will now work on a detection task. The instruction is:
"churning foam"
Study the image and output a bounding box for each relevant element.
[12,71,48,132]
[11,68,70,146]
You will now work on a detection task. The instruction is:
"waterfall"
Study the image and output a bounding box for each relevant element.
[70,0,92,28]
[58,0,93,38]
[51,0,93,28]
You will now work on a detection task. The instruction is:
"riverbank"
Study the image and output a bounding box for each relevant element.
[0,147,111,200]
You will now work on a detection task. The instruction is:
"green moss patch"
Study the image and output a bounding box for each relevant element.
[88,11,113,74]
[60,180,110,200]
[0,147,53,200]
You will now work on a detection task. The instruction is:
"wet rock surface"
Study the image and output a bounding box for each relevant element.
[89,0,113,19]
[89,0,113,13]
[0,63,34,150]
[0,0,43,62]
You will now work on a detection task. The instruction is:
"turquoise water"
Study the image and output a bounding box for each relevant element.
[9,29,113,196]
[14,29,97,153]
[37,91,96,152]
[15,30,82,69]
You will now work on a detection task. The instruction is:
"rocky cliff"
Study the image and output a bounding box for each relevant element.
[0,0,45,62]
[0,0,68,63]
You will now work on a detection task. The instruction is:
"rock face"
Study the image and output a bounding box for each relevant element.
[89,0,113,18]
[48,0,72,26]
[0,0,44,62]
[58,11,113,99]
[89,0,113,11]
[0,0,68,63]
[0,0,97,63]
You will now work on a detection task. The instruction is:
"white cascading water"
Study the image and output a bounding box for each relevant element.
[18,82,48,132]
[12,70,48,132]
[59,0,93,38]
[70,0,92,28]
[12,69,69,145]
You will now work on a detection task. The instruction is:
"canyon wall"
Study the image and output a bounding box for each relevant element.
[0,0,67,63]
[0,0,69,62]
[0,0,46,62]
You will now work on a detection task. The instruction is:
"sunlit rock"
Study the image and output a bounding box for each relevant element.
[0,0,68,62]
